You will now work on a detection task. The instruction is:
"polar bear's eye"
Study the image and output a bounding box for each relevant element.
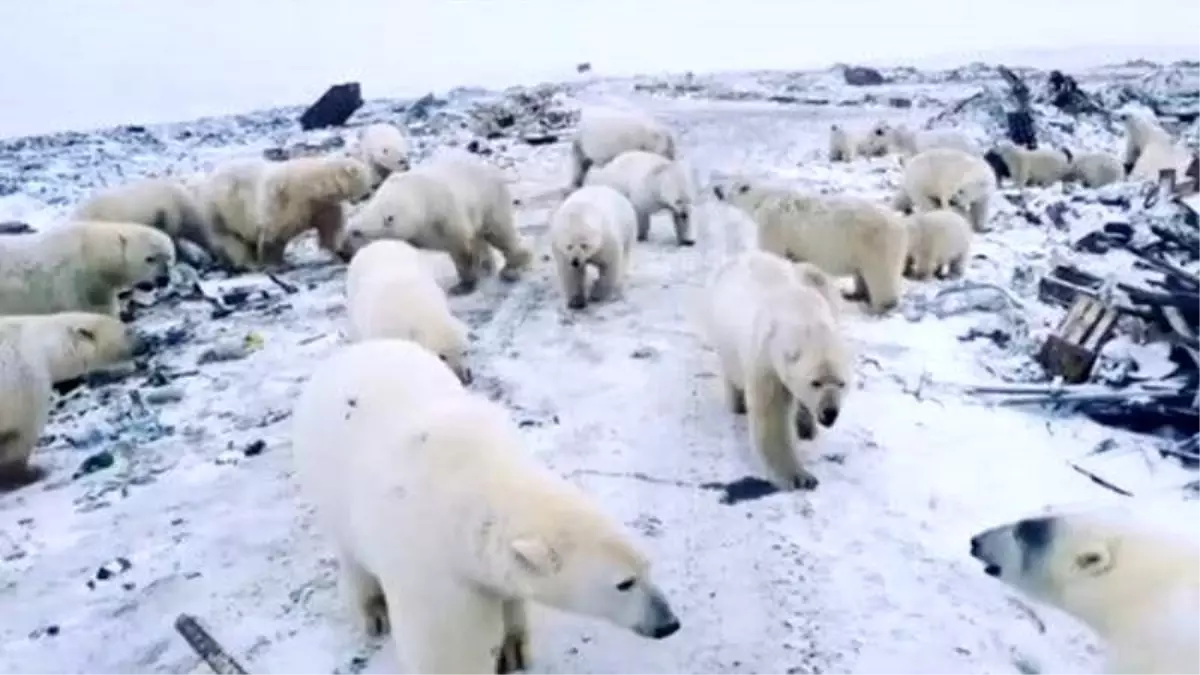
[76,328,97,341]
[437,354,448,362]
[615,577,635,592]
[809,379,823,389]
[384,215,395,226]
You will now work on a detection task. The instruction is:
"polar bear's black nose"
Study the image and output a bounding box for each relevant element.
[650,617,680,639]
[818,407,839,427]
[570,259,581,268]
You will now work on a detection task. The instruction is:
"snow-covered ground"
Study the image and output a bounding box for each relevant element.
[0,62,1196,674]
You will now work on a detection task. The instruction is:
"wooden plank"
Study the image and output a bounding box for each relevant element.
[1036,295,1120,384]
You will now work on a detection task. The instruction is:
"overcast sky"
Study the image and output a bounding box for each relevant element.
[1,0,1197,137]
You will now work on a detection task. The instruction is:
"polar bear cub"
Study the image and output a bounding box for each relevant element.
[341,151,532,294]
[345,239,472,384]
[711,177,909,314]
[549,185,638,310]
[0,312,143,489]
[570,106,677,188]
[291,339,681,673]
[697,250,852,491]
[584,149,695,246]
[0,220,175,317]
[971,502,1199,674]
[987,140,1071,188]
[904,209,972,281]
[896,147,997,233]
[353,123,411,185]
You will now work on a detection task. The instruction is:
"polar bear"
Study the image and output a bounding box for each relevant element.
[0,312,144,489]
[353,123,411,185]
[970,502,1200,674]
[897,147,996,233]
[986,141,1071,188]
[570,106,677,188]
[854,121,894,158]
[1064,151,1125,188]
[696,250,852,490]
[828,124,855,162]
[791,261,843,318]
[73,177,214,267]
[194,155,373,270]
[291,339,681,673]
[1120,110,1174,174]
[712,177,908,314]
[340,152,532,294]
[886,125,982,158]
[1129,140,1191,182]
[549,185,638,310]
[904,208,971,280]
[345,239,472,384]
[583,150,695,246]
[0,220,175,317]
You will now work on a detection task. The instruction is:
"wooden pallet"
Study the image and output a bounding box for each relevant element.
[1036,294,1120,384]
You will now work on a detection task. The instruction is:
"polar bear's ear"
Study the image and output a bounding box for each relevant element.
[511,536,560,576]
[1074,543,1114,577]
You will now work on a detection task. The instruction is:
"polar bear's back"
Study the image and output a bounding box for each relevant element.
[577,106,674,165]
[554,185,638,250]
[196,160,270,233]
[75,178,196,224]
[345,240,446,342]
[422,153,512,222]
[749,189,899,277]
[584,150,671,206]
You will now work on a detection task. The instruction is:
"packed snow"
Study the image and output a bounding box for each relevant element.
[0,56,1197,674]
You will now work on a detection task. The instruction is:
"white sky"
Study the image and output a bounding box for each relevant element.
[1,0,1197,138]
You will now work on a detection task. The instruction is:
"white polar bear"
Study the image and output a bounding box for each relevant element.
[712,177,909,314]
[887,125,982,158]
[1120,110,1174,173]
[0,220,176,317]
[697,250,852,491]
[828,124,856,162]
[291,339,681,673]
[904,208,971,280]
[345,239,472,384]
[971,502,1199,674]
[570,106,677,188]
[896,147,997,233]
[549,185,638,310]
[73,177,214,266]
[987,141,1071,188]
[583,149,695,246]
[353,123,411,185]
[1065,152,1125,188]
[341,151,532,294]
[0,312,143,489]
[791,261,843,319]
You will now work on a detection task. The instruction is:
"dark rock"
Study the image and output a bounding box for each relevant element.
[888,97,913,108]
[73,451,114,479]
[243,439,266,457]
[521,133,558,146]
[0,220,34,235]
[298,82,363,131]
[576,62,592,74]
[842,66,885,86]
[407,93,447,121]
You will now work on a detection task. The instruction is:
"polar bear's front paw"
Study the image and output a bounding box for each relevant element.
[567,294,587,310]
[495,631,528,674]
[361,594,390,637]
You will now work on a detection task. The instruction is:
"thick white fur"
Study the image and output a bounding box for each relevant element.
[829,124,856,162]
[584,150,694,246]
[0,220,175,317]
[291,339,680,673]
[345,239,472,384]
[888,125,982,157]
[993,141,1071,187]
[342,151,532,294]
[904,209,971,280]
[1066,152,1125,188]
[898,148,996,233]
[0,312,141,489]
[971,502,1199,674]
[73,177,214,260]
[696,250,852,491]
[1121,110,1174,171]
[354,123,411,184]
[548,185,638,310]
[712,178,908,314]
[570,107,677,188]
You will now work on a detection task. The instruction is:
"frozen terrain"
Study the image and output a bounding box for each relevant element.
[0,61,1197,674]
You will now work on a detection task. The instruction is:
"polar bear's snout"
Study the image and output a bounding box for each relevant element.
[971,517,1055,581]
[632,585,681,640]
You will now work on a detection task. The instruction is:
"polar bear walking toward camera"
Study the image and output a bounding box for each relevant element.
[896,148,996,233]
[340,151,532,294]
[904,209,972,280]
[549,185,638,310]
[345,239,472,384]
[292,339,681,673]
[570,106,677,188]
[352,123,411,185]
[0,312,144,489]
[970,502,1200,674]
[0,220,175,317]
[697,250,852,491]
[584,150,695,246]
[712,177,908,314]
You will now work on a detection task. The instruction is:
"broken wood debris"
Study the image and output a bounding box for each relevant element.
[1036,294,1120,384]
[174,614,249,675]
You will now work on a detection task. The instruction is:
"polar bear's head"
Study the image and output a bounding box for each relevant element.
[550,211,603,270]
[413,317,472,385]
[885,124,918,156]
[970,506,1200,639]
[81,221,175,292]
[856,121,892,157]
[338,177,422,259]
[651,162,693,226]
[508,526,681,640]
[766,304,851,440]
[709,177,766,212]
[10,312,146,383]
